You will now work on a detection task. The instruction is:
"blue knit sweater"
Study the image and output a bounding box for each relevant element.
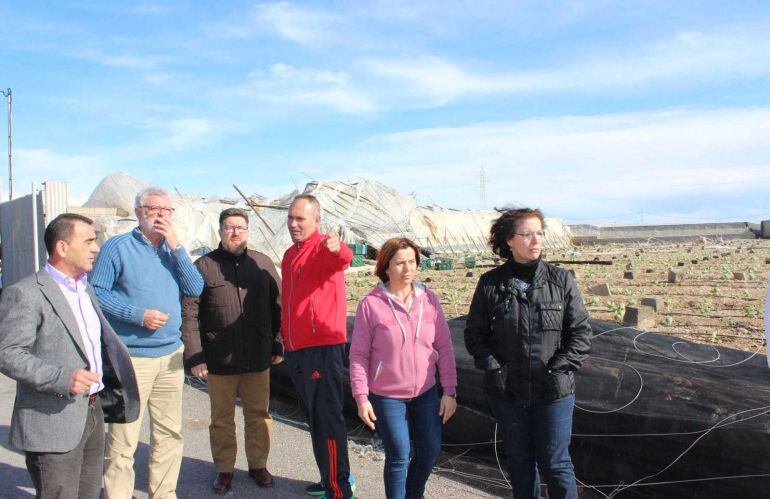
[91,228,204,357]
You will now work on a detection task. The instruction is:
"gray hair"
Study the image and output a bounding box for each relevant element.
[135,186,170,208]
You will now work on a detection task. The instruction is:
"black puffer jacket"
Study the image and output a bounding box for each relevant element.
[464,259,591,404]
[182,247,282,375]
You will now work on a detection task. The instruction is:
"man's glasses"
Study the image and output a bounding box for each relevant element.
[223,225,249,233]
[514,230,546,240]
[141,205,175,215]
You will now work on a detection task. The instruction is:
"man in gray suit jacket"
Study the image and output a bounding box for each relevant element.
[0,213,140,499]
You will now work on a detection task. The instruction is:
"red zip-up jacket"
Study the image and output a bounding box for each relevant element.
[281,230,353,351]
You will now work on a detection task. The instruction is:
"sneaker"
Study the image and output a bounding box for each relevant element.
[305,482,325,496]
[305,475,356,496]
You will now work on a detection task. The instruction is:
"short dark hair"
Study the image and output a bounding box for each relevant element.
[375,237,421,283]
[44,213,94,255]
[489,207,545,259]
[219,208,249,227]
[291,194,321,215]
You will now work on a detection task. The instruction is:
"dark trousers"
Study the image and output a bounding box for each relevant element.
[486,389,577,499]
[25,401,105,499]
[369,385,442,499]
[286,344,353,499]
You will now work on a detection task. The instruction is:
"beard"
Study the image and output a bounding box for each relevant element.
[223,238,247,255]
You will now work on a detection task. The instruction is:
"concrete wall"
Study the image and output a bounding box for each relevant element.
[569,222,757,245]
[0,193,46,287]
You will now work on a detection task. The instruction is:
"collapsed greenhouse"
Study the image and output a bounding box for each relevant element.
[80,172,575,262]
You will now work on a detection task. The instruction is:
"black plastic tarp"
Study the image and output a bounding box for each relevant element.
[271,317,770,498]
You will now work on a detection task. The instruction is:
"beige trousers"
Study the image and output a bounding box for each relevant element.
[208,369,272,472]
[104,346,185,499]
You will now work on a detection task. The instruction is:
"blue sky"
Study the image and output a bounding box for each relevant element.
[1,1,770,224]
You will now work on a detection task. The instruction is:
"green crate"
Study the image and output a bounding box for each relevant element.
[464,255,476,269]
[351,254,365,267]
[419,258,434,269]
[434,260,454,271]
[347,243,367,255]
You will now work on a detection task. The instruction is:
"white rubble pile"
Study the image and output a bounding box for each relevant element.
[82,173,574,263]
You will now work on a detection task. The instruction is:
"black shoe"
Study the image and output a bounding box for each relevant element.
[248,468,275,488]
[213,472,233,494]
[305,482,325,496]
[306,475,356,496]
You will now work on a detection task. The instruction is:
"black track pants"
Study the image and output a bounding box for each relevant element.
[286,344,353,499]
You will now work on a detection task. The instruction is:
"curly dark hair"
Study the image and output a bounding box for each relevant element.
[489,207,545,259]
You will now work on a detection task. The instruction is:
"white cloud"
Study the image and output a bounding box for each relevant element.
[74,49,164,71]
[351,107,770,215]
[230,63,377,114]
[223,2,341,45]
[130,4,170,15]
[11,148,105,203]
[163,118,213,148]
[365,56,505,107]
[361,26,770,108]
[142,72,173,85]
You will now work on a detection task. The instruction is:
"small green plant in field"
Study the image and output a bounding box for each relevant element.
[664,298,673,309]
[709,286,720,296]
[445,288,462,316]
[742,290,751,299]
[745,305,759,319]
[587,296,598,306]
[699,302,713,315]
[663,316,674,326]
[607,301,626,322]
[709,331,718,343]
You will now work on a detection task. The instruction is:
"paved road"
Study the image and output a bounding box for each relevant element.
[0,373,503,498]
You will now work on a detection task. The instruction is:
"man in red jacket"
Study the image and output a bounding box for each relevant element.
[282,194,355,499]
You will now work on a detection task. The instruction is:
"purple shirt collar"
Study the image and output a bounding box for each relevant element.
[45,261,88,292]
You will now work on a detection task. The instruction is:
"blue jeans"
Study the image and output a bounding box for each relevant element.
[486,389,577,499]
[369,386,442,499]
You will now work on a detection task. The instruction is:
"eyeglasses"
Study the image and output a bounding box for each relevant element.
[514,230,546,240]
[141,205,175,215]
[223,225,249,233]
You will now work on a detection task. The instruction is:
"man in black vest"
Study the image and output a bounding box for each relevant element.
[182,208,282,494]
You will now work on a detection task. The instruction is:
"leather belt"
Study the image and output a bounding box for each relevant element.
[88,393,98,406]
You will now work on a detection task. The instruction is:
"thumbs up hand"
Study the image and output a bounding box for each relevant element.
[324,226,342,255]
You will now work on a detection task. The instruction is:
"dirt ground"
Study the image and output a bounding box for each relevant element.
[345,238,770,354]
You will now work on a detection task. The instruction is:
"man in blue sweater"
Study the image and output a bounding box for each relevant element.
[91,186,203,499]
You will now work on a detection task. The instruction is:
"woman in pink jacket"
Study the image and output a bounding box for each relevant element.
[349,237,458,499]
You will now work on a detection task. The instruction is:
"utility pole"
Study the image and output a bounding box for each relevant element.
[479,165,487,210]
[2,88,12,201]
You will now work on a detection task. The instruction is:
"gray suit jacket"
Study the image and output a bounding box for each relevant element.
[0,269,140,453]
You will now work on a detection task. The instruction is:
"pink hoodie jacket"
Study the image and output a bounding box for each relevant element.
[349,282,457,404]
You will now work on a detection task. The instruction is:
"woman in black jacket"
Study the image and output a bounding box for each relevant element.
[464,208,591,499]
